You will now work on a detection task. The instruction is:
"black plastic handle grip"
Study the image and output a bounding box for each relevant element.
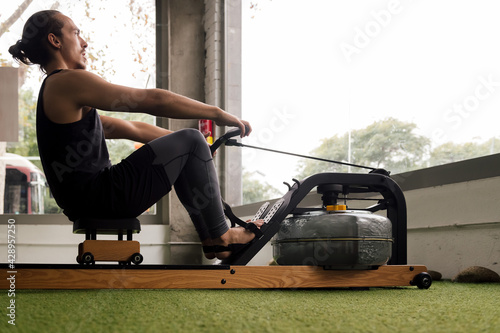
[210,125,249,154]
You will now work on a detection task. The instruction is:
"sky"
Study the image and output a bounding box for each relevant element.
[241,0,500,191]
[2,0,500,195]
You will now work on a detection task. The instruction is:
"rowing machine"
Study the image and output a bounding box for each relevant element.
[210,126,431,288]
[0,127,432,290]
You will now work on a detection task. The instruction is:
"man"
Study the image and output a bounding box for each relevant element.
[9,10,262,259]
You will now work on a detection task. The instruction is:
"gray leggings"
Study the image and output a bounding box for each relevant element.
[139,129,228,240]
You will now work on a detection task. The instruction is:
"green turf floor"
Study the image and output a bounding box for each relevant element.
[2,281,499,333]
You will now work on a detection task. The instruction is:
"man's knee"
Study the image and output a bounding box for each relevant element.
[150,128,204,149]
[149,128,210,163]
[177,128,206,144]
[176,128,210,155]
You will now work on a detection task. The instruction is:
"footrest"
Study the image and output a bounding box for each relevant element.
[263,198,284,223]
[251,202,270,221]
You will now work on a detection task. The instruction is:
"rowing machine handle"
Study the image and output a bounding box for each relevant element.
[210,125,249,155]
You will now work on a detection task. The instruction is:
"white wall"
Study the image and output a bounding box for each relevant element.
[0,224,170,265]
[406,176,500,279]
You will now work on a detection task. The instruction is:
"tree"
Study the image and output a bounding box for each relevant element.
[296,118,431,178]
[1,1,155,213]
[2,0,153,85]
[1,1,60,85]
[0,0,34,38]
[6,89,40,166]
[70,0,155,81]
[243,171,280,204]
[429,138,500,167]
[2,0,155,163]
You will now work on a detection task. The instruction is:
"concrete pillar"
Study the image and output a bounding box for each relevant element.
[221,0,243,206]
[0,67,19,214]
[156,0,242,264]
[156,0,206,264]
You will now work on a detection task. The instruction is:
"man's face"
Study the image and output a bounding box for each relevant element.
[57,14,88,70]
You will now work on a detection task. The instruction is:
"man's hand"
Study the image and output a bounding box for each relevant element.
[213,110,252,137]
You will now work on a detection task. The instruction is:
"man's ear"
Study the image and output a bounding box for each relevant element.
[47,33,61,49]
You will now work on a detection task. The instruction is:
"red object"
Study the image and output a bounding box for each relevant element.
[199,120,213,144]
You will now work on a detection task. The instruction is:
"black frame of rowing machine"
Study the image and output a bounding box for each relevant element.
[221,172,407,267]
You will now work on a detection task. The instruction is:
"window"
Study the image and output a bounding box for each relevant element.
[241,0,500,204]
[0,0,156,216]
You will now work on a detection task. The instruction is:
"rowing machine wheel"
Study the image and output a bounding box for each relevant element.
[82,252,95,265]
[131,253,143,265]
[413,272,432,289]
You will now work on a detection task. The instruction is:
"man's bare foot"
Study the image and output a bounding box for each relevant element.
[211,219,264,259]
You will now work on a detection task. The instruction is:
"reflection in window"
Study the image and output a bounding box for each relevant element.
[2,153,45,214]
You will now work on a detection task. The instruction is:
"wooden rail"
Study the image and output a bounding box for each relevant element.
[1,264,428,289]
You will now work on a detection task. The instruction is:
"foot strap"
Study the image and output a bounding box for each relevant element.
[222,199,263,239]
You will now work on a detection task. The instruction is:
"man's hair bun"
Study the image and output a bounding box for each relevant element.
[8,40,31,66]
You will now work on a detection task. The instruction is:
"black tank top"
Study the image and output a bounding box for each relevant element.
[36,69,112,220]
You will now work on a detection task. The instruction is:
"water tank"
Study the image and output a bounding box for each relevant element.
[272,208,393,269]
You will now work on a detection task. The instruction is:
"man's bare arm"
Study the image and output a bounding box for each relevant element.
[50,70,251,136]
[100,115,173,143]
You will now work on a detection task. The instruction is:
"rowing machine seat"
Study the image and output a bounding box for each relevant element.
[73,217,143,265]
